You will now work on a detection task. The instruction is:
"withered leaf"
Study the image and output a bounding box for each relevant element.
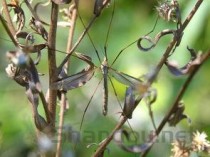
[122,86,135,119]
[168,101,191,126]
[5,64,29,86]
[6,50,41,92]
[15,31,46,53]
[7,3,25,32]
[34,114,48,132]
[6,49,29,67]
[94,0,104,16]
[29,17,48,40]
[137,29,176,52]
[165,47,201,76]
[114,129,157,153]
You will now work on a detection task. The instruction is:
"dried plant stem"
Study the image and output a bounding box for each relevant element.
[93,116,127,157]
[56,1,79,157]
[39,91,51,123]
[1,0,16,36]
[93,0,204,156]
[24,0,41,22]
[56,93,66,157]
[0,14,18,46]
[148,0,204,84]
[141,51,210,157]
[47,2,59,129]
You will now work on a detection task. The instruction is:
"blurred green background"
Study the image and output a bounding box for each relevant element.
[0,0,210,156]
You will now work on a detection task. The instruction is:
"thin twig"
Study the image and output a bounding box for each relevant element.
[148,0,204,84]
[24,0,41,21]
[93,116,128,157]
[47,2,59,129]
[1,0,16,36]
[0,14,18,46]
[141,51,210,157]
[58,0,111,73]
[56,93,66,157]
[56,1,79,157]
[39,91,51,123]
[93,0,204,156]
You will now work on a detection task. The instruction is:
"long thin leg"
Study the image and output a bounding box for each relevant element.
[108,76,138,143]
[79,78,103,131]
[104,0,115,59]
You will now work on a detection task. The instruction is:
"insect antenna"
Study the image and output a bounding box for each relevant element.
[111,39,137,67]
[145,15,159,36]
[111,15,159,67]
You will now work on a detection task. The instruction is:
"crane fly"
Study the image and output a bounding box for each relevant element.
[74,0,147,130]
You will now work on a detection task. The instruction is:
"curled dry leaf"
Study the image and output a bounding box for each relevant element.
[7,2,25,33]
[6,49,29,67]
[114,129,157,153]
[5,63,30,87]
[15,31,46,53]
[51,53,95,91]
[94,0,111,16]
[165,47,201,76]
[137,29,176,52]
[168,101,191,126]
[5,50,46,132]
[29,17,48,40]
[15,32,46,64]
[122,86,135,119]
[94,0,104,16]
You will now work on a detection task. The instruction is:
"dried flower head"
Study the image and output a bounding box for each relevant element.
[171,140,190,157]
[192,131,210,153]
[156,0,180,22]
